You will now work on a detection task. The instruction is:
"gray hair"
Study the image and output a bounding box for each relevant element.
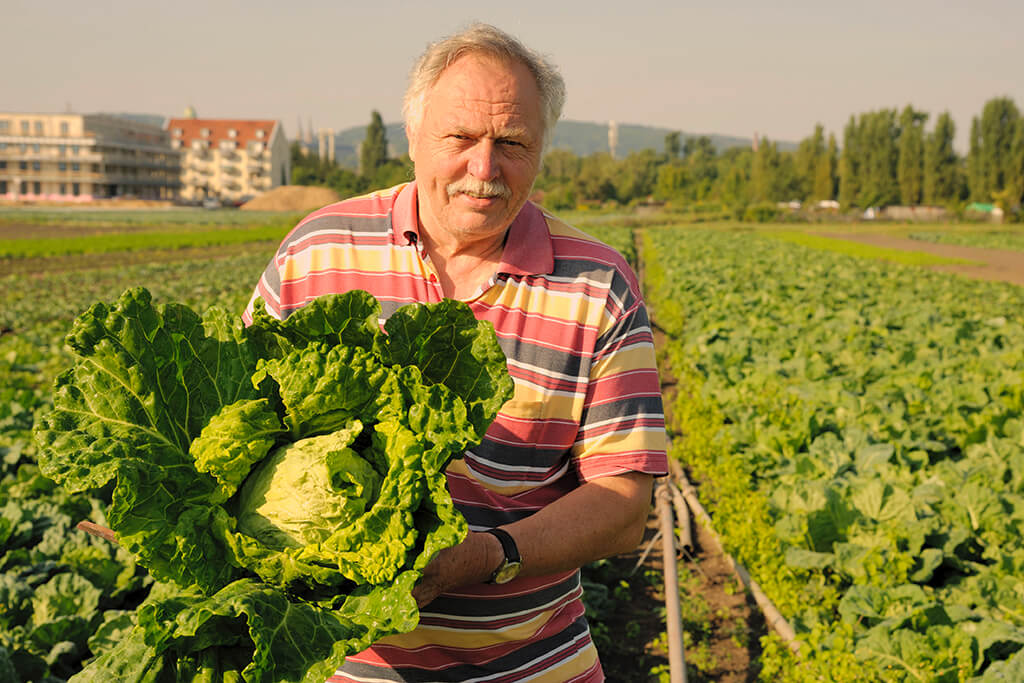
[403,23,566,148]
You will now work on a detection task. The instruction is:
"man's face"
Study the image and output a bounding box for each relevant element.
[407,54,544,246]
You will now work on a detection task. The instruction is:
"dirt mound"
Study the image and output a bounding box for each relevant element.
[241,186,340,212]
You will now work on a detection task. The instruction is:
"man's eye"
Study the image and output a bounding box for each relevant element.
[499,139,523,147]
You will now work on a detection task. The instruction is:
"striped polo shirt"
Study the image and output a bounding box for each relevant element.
[244,182,667,682]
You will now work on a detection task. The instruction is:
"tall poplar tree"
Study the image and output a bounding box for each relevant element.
[812,133,838,201]
[923,111,958,205]
[838,116,861,208]
[967,117,984,201]
[360,110,388,178]
[978,97,1021,202]
[897,106,927,205]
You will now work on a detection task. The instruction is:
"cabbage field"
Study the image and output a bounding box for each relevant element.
[2,213,1023,682]
[644,227,1024,681]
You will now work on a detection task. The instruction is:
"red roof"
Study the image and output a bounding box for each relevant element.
[165,118,278,148]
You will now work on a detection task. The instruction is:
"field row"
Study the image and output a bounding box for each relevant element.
[644,227,1024,681]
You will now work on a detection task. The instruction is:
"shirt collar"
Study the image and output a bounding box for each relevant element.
[393,181,553,276]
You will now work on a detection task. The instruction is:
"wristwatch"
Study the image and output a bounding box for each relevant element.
[484,527,522,584]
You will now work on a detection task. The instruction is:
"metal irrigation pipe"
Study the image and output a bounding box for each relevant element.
[667,460,801,654]
[657,480,688,683]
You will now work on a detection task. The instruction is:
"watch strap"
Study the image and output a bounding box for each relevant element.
[484,527,521,583]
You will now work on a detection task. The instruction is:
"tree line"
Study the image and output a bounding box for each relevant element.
[292,97,1024,218]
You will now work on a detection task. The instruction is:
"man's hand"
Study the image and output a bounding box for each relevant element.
[412,531,503,607]
[412,471,654,606]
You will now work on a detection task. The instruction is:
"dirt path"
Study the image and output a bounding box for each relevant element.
[821,232,1024,286]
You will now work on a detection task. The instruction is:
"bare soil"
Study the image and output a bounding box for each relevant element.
[820,232,1024,287]
[240,185,339,212]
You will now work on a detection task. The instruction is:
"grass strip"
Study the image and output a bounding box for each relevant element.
[0,224,291,258]
[763,230,977,266]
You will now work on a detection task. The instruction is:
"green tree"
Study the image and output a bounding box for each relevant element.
[360,110,388,178]
[664,132,682,161]
[537,148,582,190]
[812,133,838,201]
[974,97,1021,203]
[576,152,618,202]
[654,162,689,202]
[922,111,958,205]
[859,109,900,207]
[615,149,660,203]
[967,117,984,201]
[897,106,927,205]
[794,124,825,201]
[839,116,861,208]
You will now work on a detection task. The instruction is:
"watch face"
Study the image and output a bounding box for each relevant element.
[493,560,522,584]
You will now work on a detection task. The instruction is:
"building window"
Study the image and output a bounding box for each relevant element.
[59,162,67,171]
[20,121,29,134]
[228,128,238,138]
[20,181,28,194]
[173,128,183,136]
[0,120,9,132]
[34,121,43,134]
[256,129,266,139]
[32,161,41,171]
[0,181,6,194]
[71,162,80,171]
[72,183,80,196]
[33,181,41,194]
[59,183,66,194]
[19,144,26,153]
[71,145,79,154]
[60,122,69,135]
[201,128,210,137]
[59,145,66,155]
[0,143,6,150]
[0,161,5,169]
[32,144,40,153]
[19,161,27,170]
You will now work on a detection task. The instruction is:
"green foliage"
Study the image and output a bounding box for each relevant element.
[897,106,927,205]
[360,110,388,177]
[743,202,780,223]
[923,112,960,205]
[31,288,513,681]
[643,227,1024,680]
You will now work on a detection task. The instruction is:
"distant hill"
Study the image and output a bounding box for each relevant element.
[110,113,794,166]
[322,120,795,169]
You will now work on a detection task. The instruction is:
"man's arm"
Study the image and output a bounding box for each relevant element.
[412,471,654,607]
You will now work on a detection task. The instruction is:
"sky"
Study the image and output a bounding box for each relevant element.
[3,0,1023,153]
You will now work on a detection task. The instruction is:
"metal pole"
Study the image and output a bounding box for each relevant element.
[657,481,688,683]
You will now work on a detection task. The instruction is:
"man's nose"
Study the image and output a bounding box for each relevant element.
[466,140,499,181]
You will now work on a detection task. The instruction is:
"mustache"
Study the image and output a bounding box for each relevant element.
[446,178,512,200]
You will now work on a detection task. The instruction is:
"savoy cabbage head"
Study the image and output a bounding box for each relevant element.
[33,287,514,682]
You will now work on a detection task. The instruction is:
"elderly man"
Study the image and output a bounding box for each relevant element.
[245,23,667,682]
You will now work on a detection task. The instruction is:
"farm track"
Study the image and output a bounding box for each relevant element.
[821,232,1024,286]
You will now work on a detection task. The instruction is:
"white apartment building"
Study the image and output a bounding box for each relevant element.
[166,118,289,204]
[0,113,181,201]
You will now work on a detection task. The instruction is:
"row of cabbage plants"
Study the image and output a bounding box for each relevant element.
[643,226,1024,681]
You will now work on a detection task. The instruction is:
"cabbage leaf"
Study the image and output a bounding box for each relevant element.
[33,287,514,682]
